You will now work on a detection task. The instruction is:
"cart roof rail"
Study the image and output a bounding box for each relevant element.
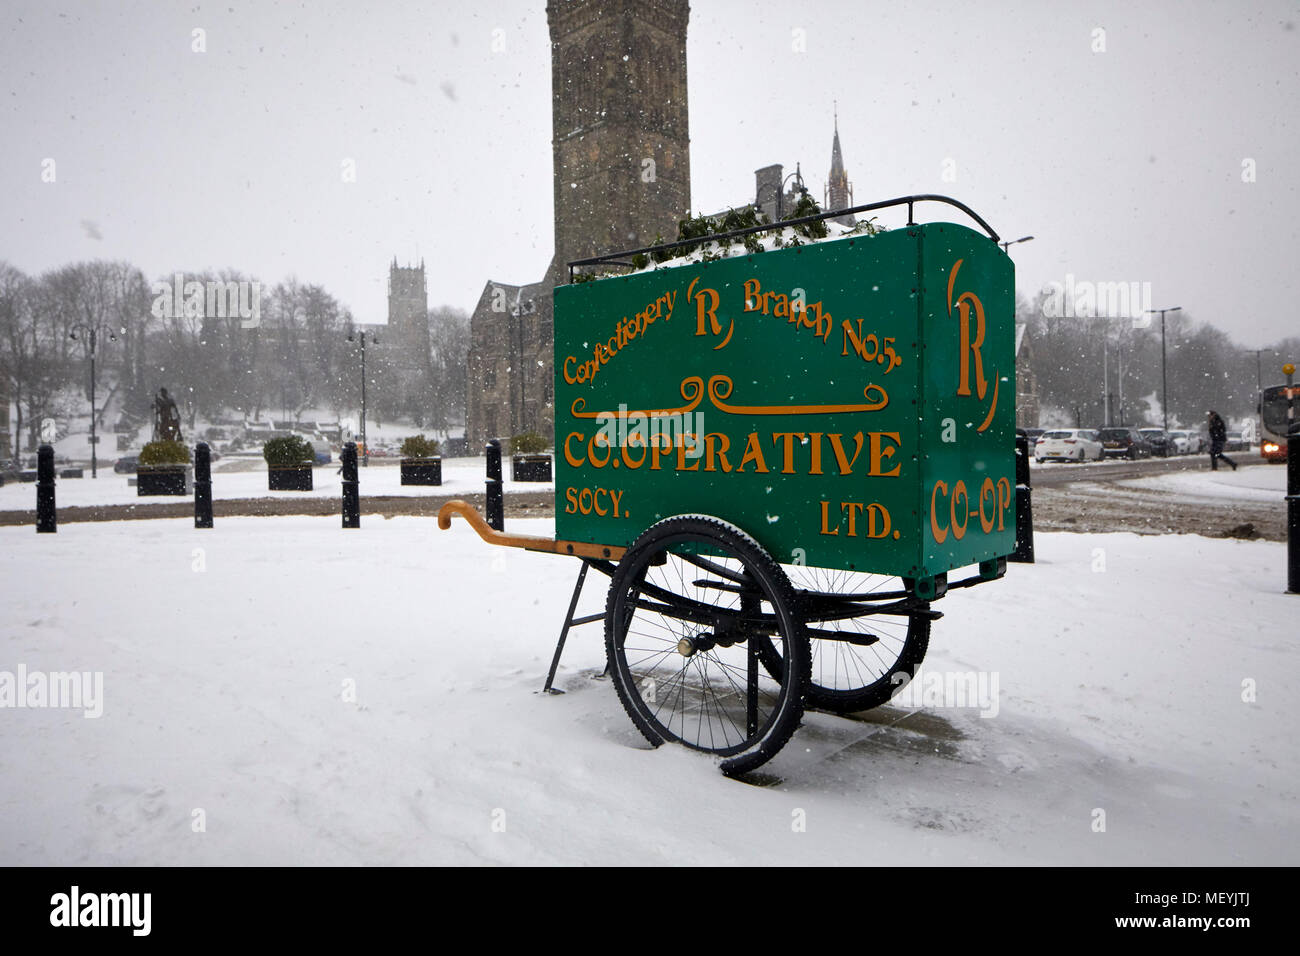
[566,194,1002,282]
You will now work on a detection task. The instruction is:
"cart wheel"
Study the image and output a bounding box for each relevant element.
[605,515,810,776]
[776,565,931,714]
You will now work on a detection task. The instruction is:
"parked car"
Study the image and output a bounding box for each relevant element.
[1035,428,1105,462]
[1226,432,1248,452]
[1098,426,1152,459]
[113,454,139,474]
[1138,428,1176,457]
[1022,428,1046,448]
[1166,430,1193,455]
[310,440,332,465]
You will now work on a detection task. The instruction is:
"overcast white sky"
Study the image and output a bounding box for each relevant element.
[2,0,1297,348]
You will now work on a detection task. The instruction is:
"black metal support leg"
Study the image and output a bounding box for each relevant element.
[544,560,590,694]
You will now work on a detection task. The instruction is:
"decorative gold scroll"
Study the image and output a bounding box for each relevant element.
[706,375,888,415]
[569,374,889,421]
[569,375,705,420]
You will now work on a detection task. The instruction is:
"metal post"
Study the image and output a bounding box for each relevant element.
[360,335,368,468]
[485,439,503,531]
[89,329,98,479]
[341,441,360,528]
[1161,314,1168,434]
[1145,307,1180,434]
[1284,363,1298,594]
[1102,337,1109,426]
[1010,429,1034,563]
[36,444,56,533]
[194,441,213,528]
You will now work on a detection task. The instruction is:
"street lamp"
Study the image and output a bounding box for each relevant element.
[346,329,378,466]
[1097,314,1127,427]
[1144,306,1181,434]
[510,291,536,436]
[1000,235,1034,253]
[68,323,116,478]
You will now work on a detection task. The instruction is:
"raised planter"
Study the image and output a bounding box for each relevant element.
[268,463,313,491]
[511,453,552,482]
[137,464,191,496]
[60,468,84,479]
[400,457,442,486]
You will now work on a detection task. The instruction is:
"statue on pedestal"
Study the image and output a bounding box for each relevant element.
[153,387,183,442]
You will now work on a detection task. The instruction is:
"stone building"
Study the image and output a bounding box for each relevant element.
[465,0,692,450]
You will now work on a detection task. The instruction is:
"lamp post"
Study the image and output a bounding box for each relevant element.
[1144,306,1181,434]
[68,323,115,478]
[1000,235,1034,253]
[511,291,532,437]
[347,329,377,467]
[1098,313,1126,427]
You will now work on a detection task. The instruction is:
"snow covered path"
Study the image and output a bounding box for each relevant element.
[0,516,1294,865]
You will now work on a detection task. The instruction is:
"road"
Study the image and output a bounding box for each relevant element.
[1029,453,1287,541]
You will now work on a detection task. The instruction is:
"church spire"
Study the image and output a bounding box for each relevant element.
[825,103,854,226]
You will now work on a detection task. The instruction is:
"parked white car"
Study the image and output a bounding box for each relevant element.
[1167,430,1193,455]
[1035,428,1105,462]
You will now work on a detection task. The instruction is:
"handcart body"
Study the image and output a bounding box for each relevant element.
[440,197,1016,775]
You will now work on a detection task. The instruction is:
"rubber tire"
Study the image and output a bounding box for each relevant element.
[604,515,811,777]
[798,598,930,714]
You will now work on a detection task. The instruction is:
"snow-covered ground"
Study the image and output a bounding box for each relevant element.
[1121,462,1287,503]
[1,515,1294,865]
[0,456,550,511]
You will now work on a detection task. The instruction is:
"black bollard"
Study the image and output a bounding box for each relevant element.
[1009,428,1035,563]
[342,442,360,528]
[194,442,213,528]
[485,439,503,531]
[36,444,56,533]
[1287,422,1299,594]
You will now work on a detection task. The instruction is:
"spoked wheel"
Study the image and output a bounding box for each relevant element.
[605,515,810,776]
[775,564,931,714]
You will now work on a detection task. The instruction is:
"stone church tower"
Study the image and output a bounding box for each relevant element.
[466,0,693,450]
[547,0,692,280]
[386,259,430,367]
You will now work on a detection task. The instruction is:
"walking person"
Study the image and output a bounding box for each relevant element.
[1207,410,1237,471]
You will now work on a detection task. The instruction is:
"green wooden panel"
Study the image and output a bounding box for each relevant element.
[553,222,1015,578]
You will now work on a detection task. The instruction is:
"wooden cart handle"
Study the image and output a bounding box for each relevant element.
[436,500,625,561]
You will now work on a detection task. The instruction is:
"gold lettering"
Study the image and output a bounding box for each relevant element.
[868,432,902,477]
[736,432,769,473]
